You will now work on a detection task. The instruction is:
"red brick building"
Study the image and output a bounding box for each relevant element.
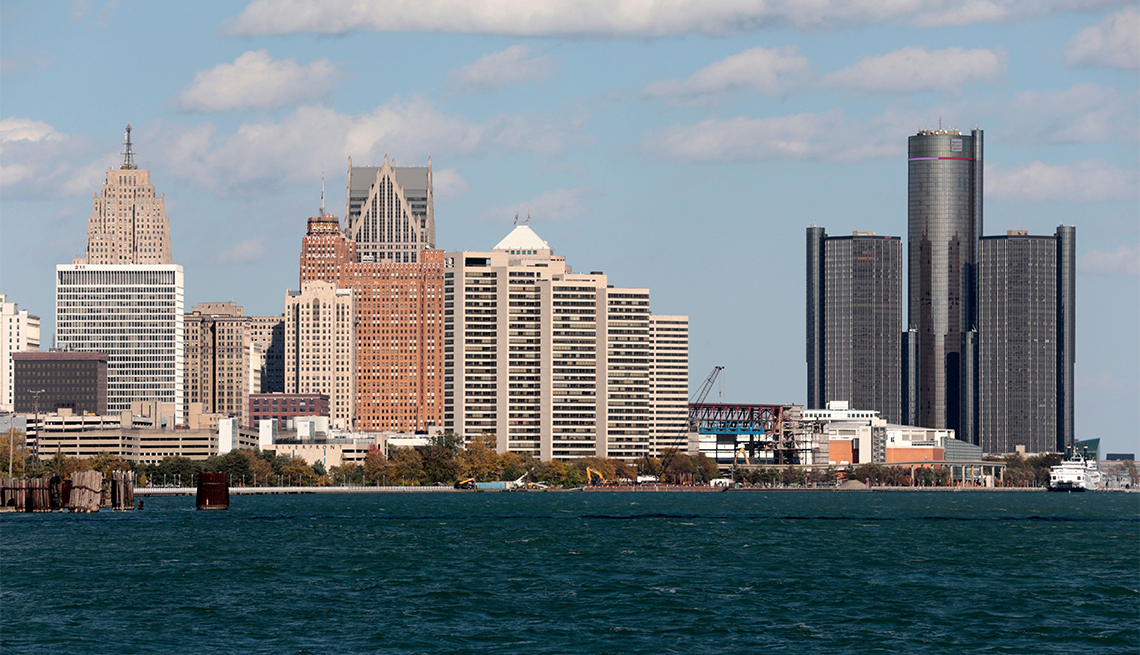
[248,393,329,428]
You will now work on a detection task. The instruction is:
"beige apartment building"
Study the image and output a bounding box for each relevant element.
[284,281,356,429]
[650,316,690,453]
[80,125,171,266]
[443,225,688,462]
[1,294,41,412]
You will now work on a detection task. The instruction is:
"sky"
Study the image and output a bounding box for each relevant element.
[1,0,1137,454]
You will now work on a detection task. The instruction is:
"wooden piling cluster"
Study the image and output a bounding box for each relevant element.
[66,471,104,513]
[0,477,52,512]
[110,470,135,510]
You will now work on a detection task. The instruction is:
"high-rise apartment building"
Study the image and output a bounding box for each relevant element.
[55,264,184,419]
[443,225,688,461]
[908,128,983,437]
[298,209,445,432]
[650,316,690,453]
[81,126,171,266]
[976,227,1075,454]
[344,157,434,264]
[1,294,41,412]
[183,302,259,424]
[284,281,356,429]
[806,228,903,424]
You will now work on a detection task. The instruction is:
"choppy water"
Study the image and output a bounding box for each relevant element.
[2,491,1138,654]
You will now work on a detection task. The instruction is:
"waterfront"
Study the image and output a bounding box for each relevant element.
[2,492,1137,654]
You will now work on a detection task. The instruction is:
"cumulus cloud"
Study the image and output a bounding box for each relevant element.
[432,167,468,199]
[0,117,114,198]
[642,46,810,104]
[823,46,1005,93]
[216,237,268,265]
[478,187,590,223]
[643,110,902,163]
[175,50,342,112]
[447,45,558,93]
[986,160,1138,202]
[152,99,576,192]
[226,0,1126,37]
[1079,243,1140,276]
[1065,6,1139,70]
[1006,83,1138,143]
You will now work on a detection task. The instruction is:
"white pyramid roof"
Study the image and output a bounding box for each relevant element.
[493,225,550,251]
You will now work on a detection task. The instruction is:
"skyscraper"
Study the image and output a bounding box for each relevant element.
[284,281,356,429]
[82,125,171,265]
[344,156,434,264]
[1,294,41,412]
[806,228,903,424]
[907,128,983,437]
[976,227,1075,454]
[183,302,259,424]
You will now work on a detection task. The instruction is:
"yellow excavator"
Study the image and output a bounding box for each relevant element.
[585,467,605,486]
[733,447,750,467]
[454,477,476,489]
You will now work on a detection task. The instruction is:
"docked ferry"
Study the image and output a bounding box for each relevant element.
[1048,454,1101,492]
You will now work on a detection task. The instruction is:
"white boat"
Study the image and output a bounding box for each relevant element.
[1048,453,1101,492]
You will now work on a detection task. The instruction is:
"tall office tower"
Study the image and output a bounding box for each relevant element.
[82,125,171,265]
[55,265,184,419]
[344,156,434,264]
[977,227,1076,454]
[297,209,445,431]
[183,302,255,424]
[908,127,983,436]
[444,225,687,461]
[1,294,41,412]
[806,228,903,423]
[650,316,690,453]
[249,315,285,393]
[284,282,356,429]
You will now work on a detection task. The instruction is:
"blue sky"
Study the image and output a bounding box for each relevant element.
[2,0,1137,453]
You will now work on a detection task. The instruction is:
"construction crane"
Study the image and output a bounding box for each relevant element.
[653,365,723,483]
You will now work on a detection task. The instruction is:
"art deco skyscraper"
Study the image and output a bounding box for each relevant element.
[908,128,982,437]
[83,125,171,265]
[806,228,902,423]
[977,227,1075,454]
[344,156,433,264]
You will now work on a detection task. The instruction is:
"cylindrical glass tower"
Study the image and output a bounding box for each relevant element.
[907,128,982,435]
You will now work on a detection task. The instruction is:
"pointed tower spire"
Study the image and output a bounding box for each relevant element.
[121,124,137,170]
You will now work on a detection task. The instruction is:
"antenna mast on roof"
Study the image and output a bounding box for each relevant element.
[525,213,530,224]
[121,124,137,170]
[320,172,326,216]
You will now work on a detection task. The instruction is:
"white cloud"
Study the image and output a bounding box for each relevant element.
[216,237,267,265]
[1065,6,1139,70]
[153,99,575,192]
[228,0,1124,36]
[175,50,342,112]
[0,118,113,197]
[447,45,558,93]
[824,46,1005,93]
[432,167,468,199]
[642,46,810,103]
[1006,83,1138,143]
[986,160,1138,202]
[643,110,901,163]
[478,187,590,223]
[1079,243,1140,276]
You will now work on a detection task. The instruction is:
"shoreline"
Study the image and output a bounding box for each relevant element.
[126,484,1074,496]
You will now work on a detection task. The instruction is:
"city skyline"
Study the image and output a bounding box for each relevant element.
[1,2,1136,455]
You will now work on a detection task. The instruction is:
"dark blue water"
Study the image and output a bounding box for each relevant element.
[3,491,1138,654]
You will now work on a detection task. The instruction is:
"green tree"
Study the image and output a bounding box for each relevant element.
[363,448,386,485]
[420,445,461,484]
[692,454,719,484]
[388,447,424,485]
[459,433,502,481]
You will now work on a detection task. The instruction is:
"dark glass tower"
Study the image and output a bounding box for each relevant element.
[807,228,903,423]
[907,128,982,437]
[977,227,1076,453]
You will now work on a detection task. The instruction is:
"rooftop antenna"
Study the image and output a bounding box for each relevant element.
[525,213,531,224]
[320,172,326,216]
[938,116,942,130]
[513,213,519,226]
[121,124,137,170]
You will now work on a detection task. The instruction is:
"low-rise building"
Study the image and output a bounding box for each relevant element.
[13,351,107,415]
[248,392,330,428]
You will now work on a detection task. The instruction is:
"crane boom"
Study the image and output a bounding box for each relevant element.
[654,366,723,482]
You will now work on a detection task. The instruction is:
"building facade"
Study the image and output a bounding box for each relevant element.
[248,392,329,428]
[650,315,690,453]
[13,352,107,415]
[297,210,445,432]
[976,227,1076,454]
[284,281,356,429]
[1,294,41,412]
[81,126,171,266]
[183,302,258,424]
[806,228,902,423]
[344,157,434,264]
[443,225,688,461]
[55,264,184,419]
[908,128,983,438]
[249,315,285,392]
